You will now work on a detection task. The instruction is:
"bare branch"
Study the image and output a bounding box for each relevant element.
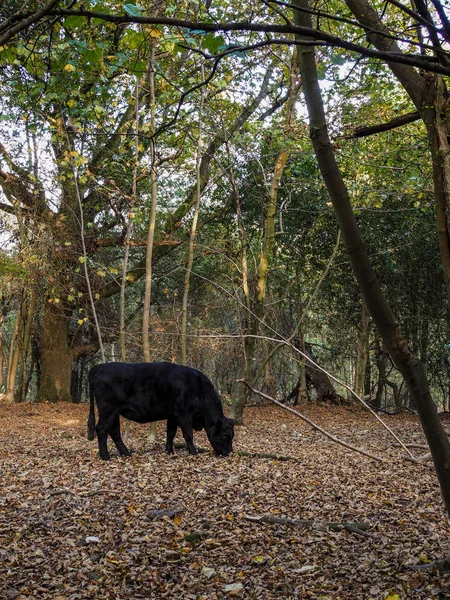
[340,111,420,139]
[238,379,385,462]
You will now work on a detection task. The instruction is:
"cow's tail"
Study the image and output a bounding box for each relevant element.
[87,373,96,441]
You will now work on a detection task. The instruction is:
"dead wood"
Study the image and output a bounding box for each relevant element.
[408,555,450,572]
[244,514,375,538]
[236,450,297,461]
[48,488,122,498]
[148,507,186,519]
[174,443,298,461]
[239,380,385,462]
[402,453,433,467]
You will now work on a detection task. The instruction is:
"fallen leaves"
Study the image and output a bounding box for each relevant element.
[0,402,449,599]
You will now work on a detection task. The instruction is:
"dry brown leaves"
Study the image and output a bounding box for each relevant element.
[0,402,449,599]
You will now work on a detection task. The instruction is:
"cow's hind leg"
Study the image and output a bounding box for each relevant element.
[166,416,177,454]
[110,415,131,457]
[178,417,197,455]
[95,418,111,461]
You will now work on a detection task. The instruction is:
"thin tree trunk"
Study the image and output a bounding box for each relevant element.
[230,49,301,424]
[181,61,205,365]
[142,42,158,442]
[16,285,36,402]
[4,302,22,403]
[294,0,450,514]
[120,78,140,364]
[354,301,369,397]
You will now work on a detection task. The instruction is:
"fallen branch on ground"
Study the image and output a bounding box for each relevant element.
[403,453,433,467]
[48,488,122,498]
[245,514,375,538]
[236,450,297,461]
[238,380,385,462]
[173,443,298,461]
[393,443,429,450]
[408,556,450,572]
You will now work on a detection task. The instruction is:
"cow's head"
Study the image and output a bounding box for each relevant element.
[207,417,234,457]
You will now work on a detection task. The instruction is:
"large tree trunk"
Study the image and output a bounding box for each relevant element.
[294,0,450,514]
[39,302,73,402]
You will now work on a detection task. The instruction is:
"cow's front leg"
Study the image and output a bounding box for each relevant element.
[179,419,197,455]
[166,416,177,454]
[95,420,111,461]
[110,416,131,457]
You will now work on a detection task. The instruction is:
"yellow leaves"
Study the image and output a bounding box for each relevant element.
[64,63,76,72]
[419,553,431,563]
[251,555,266,565]
[173,514,182,526]
[96,269,106,277]
[108,266,119,275]
[146,26,162,38]
[384,594,401,600]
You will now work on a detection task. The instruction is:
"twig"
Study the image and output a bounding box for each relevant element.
[173,442,298,461]
[408,555,450,571]
[48,488,122,498]
[48,489,78,497]
[237,450,297,461]
[238,380,385,462]
[403,453,433,467]
[245,514,376,538]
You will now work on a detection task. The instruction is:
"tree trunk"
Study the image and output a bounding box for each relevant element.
[354,301,369,397]
[16,286,36,402]
[142,42,159,442]
[39,302,73,402]
[181,61,205,365]
[4,305,21,403]
[294,0,450,514]
[230,49,300,424]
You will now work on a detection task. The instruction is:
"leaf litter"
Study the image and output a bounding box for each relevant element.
[0,402,449,599]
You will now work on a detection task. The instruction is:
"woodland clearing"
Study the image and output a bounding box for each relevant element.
[1,402,449,600]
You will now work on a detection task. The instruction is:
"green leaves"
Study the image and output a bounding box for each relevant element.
[123,4,144,16]
[64,16,85,28]
[202,33,226,54]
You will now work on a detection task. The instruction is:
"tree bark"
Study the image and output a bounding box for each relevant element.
[4,301,21,403]
[294,0,450,514]
[354,301,369,397]
[39,302,73,403]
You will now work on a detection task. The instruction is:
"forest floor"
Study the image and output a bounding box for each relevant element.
[1,402,450,600]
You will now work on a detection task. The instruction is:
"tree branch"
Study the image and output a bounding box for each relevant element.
[341,111,420,139]
[238,380,385,462]
[0,0,61,46]
[40,10,450,75]
[244,514,376,538]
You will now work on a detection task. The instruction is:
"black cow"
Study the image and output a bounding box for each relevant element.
[87,361,234,460]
